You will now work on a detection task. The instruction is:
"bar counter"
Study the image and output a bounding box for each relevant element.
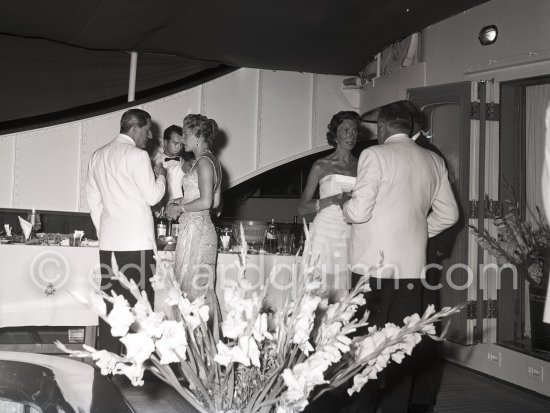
[0,243,297,330]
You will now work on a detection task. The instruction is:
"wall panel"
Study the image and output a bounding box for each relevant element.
[0,135,15,207]
[203,69,259,186]
[259,71,313,168]
[0,69,353,211]
[143,87,202,137]
[16,123,80,211]
[313,75,352,148]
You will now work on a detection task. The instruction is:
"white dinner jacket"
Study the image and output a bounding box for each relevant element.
[86,134,166,251]
[342,134,458,279]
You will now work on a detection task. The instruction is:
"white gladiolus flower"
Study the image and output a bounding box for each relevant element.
[136,311,165,338]
[149,273,166,290]
[89,349,123,375]
[281,369,307,403]
[120,332,155,365]
[155,321,188,364]
[89,292,107,316]
[155,339,180,365]
[239,335,261,367]
[221,317,248,339]
[115,362,145,386]
[292,294,321,354]
[166,286,183,306]
[253,313,273,341]
[178,295,210,330]
[423,304,436,319]
[214,341,251,367]
[107,294,135,337]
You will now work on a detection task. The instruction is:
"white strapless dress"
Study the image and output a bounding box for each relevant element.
[309,174,356,303]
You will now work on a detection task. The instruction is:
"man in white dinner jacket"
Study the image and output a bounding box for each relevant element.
[340,101,459,413]
[86,108,166,352]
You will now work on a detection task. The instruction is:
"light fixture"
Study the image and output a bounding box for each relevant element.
[478,25,498,46]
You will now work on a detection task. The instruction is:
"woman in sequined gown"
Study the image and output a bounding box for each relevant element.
[166,114,222,302]
[298,111,360,303]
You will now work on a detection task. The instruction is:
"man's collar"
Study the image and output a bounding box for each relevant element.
[411,131,421,141]
[115,133,136,146]
[384,133,411,143]
[163,150,180,158]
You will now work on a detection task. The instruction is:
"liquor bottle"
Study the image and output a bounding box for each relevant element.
[156,207,168,239]
[170,217,179,237]
[290,215,303,253]
[265,218,278,254]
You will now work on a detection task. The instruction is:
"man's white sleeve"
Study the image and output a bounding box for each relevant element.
[85,157,102,236]
[133,151,166,206]
[342,149,381,224]
[427,168,459,237]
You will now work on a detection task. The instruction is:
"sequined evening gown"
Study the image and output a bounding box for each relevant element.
[175,152,222,301]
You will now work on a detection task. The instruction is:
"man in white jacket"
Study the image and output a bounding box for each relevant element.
[341,101,458,413]
[86,108,166,352]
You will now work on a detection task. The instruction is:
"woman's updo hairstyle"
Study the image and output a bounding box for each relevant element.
[326,111,360,147]
[183,114,219,147]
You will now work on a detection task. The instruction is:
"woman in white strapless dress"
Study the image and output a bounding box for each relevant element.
[298,111,360,303]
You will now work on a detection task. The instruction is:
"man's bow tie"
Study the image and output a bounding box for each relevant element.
[165,156,180,162]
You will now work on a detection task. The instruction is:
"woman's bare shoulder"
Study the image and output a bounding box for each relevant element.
[312,156,334,171]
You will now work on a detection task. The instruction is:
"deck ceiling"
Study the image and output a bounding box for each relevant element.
[0,0,488,124]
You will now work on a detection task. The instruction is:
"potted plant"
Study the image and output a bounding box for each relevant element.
[470,192,550,353]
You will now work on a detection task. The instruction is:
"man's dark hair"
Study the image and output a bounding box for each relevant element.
[398,100,423,137]
[120,109,151,134]
[163,125,183,142]
[377,102,412,134]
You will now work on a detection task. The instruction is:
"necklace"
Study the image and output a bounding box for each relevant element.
[191,149,210,168]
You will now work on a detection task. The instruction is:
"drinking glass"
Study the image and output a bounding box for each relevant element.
[219,228,232,251]
[277,232,294,255]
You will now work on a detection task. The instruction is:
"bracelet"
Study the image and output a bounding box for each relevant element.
[314,199,321,212]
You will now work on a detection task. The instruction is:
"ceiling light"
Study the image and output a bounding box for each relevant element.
[479,25,498,46]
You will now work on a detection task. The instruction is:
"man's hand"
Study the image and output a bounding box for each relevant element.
[154,164,167,178]
[166,198,183,220]
[338,191,352,209]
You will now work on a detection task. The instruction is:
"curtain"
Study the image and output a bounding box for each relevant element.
[525,84,550,220]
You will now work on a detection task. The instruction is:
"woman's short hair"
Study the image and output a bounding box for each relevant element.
[163,125,183,142]
[183,114,219,147]
[326,111,360,147]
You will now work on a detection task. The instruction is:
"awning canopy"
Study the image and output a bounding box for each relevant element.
[0,0,488,124]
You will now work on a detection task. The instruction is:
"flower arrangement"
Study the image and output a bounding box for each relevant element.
[470,191,550,286]
[57,224,461,413]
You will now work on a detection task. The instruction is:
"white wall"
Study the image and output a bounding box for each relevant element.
[359,0,550,111]
[0,69,353,212]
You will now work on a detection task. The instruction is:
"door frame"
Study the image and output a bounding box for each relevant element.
[408,82,472,344]
[499,75,550,348]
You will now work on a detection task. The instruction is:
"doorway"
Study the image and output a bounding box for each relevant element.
[409,82,472,345]
[499,75,550,360]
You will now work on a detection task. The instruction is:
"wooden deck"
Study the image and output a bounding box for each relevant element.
[114,362,550,413]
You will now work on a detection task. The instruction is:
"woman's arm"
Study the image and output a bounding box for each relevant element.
[165,158,215,219]
[297,162,342,216]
